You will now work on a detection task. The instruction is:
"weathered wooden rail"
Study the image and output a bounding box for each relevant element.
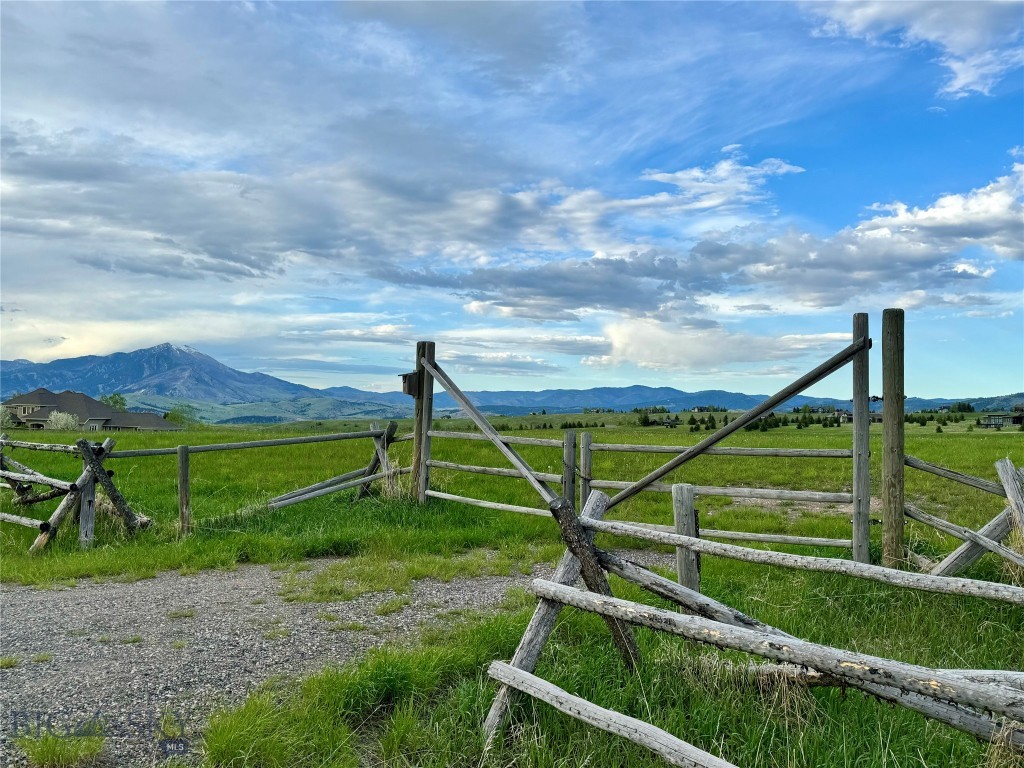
[483,491,1023,762]
[132,422,405,533]
[0,435,152,551]
[1,424,409,545]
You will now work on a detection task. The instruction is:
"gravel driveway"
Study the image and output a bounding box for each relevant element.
[0,559,559,767]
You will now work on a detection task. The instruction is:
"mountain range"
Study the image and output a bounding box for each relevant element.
[2,344,1020,424]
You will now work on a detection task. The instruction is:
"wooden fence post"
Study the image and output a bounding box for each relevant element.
[673,484,700,592]
[411,341,435,504]
[562,430,577,508]
[177,444,191,536]
[882,308,905,568]
[78,459,96,549]
[579,432,592,509]
[852,312,871,563]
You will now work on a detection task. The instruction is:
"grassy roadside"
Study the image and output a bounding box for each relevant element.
[201,568,1023,768]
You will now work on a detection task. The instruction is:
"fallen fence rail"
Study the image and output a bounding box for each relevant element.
[488,661,738,768]
[268,467,411,510]
[532,579,1024,720]
[424,490,549,517]
[484,491,1023,760]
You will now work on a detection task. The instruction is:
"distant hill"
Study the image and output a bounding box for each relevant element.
[0,344,318,404]
[3,344,1020,423]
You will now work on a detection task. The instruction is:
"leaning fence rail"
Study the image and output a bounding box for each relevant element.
[484,491,1023,761]
[900,456,1019,576]
[580,516,1024,605]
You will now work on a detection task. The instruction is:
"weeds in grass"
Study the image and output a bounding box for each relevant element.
[330,621,367,632]
[985,721,1024,768]
[15,731,105,768]
[375,597,411,616]
[1000,530,1024,587]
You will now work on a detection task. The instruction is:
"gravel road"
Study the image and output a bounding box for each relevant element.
[0,558,562,767]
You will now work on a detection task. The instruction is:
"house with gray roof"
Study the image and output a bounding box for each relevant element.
[2,389,182,431]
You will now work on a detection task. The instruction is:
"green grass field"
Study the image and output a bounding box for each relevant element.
[1,418,1022,767]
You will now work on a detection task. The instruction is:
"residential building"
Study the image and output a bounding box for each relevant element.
[2,389,182,431]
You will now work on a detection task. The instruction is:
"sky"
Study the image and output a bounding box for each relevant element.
[1,1,1022,400]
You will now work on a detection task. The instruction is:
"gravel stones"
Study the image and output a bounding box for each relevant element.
[0,559,555,767]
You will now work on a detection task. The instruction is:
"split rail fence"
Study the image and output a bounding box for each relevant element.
[481,490,1024,765]
[394,309,1023,761]
[410,313,874,560]
[1,424,409,548]
[408,309,1023,576]
[0,433,152,551]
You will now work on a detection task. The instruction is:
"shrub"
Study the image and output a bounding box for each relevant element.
[0,408,14,429]
[46,411,79,431]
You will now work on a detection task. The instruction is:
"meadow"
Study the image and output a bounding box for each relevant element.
[1,416,1022,767]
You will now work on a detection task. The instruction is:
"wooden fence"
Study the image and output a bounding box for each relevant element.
[0,434,152,551]
[482,491,1024,764]
[1,423,408,545]
[407,309,1022,577]
[408,312,875,562]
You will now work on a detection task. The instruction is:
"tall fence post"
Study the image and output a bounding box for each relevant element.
[177,444,191,536]
[673,484,700,593]
[852,312,871,563]
[882,308,905,568]
[412,341,436,504]
[78,455,96,549]
[562,430,577,508]
[579,432,593,509]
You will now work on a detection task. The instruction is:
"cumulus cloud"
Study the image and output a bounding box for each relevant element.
[584,320,850,371]
[808,1,1024,96]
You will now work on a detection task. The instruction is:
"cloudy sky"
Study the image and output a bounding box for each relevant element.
[2,1,1022,398]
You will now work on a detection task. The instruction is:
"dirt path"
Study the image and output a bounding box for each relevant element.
[0,559,557,767]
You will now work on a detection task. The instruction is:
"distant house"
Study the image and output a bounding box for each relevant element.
[2,389,182,431]
[979,411,1024,429]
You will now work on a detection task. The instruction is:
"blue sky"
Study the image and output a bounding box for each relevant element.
[2,1,1022,399]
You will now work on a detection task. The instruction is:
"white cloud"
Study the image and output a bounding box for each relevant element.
[808,1,1024,96]
[586,319,851,371]
[643,150,804,211]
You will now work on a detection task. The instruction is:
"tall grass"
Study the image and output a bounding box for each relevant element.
[201,579,1022,768]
